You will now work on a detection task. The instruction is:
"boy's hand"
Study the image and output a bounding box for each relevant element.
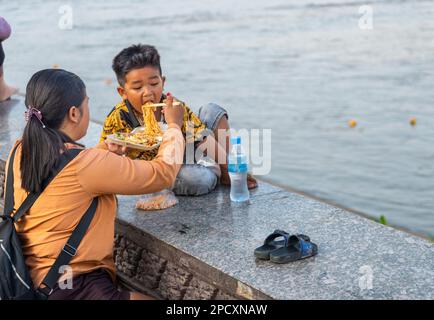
[105,140,128,156]
[162,93,184,128]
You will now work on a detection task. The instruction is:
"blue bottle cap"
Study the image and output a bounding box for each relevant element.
[230,136,241,144]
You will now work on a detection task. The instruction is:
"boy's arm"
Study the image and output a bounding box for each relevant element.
[78,124,185,195]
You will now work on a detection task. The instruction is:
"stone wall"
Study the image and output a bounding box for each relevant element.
[114,234,226,299]
[113,221,261,300]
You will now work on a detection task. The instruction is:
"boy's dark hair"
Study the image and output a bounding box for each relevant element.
[112,44,162,86]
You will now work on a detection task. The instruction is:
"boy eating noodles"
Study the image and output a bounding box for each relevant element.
[100,44,257,196]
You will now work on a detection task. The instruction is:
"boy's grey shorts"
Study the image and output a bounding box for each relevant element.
[172,103,228,196]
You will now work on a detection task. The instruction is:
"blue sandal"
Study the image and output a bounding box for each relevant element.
[269,234,318,264]
[254,230,310,260]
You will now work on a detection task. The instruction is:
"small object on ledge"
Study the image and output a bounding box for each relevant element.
[136,189,178,211]
[254,229,311,261]
[269,234,318,264]
[409,117,417,126]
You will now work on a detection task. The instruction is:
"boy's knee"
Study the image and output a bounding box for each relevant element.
[173,165,217,196]
[198,103,228,131]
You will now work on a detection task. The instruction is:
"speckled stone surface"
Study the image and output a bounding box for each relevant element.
[117,189,434,300]
[1,98,433,299]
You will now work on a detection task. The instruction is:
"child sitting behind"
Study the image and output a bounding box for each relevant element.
[100,44,257,196]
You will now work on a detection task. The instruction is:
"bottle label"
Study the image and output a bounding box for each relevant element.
[228,163,248,173]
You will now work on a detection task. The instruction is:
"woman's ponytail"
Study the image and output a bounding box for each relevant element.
[20,69,86,193]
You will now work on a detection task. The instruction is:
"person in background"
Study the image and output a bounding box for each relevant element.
[0,16,18,102]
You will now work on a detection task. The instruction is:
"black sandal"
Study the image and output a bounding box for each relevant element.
[254,230,310,260]
[269,234,318,264]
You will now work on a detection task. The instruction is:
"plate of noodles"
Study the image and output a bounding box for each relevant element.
[106,103,164,151]
[106,131,162,151]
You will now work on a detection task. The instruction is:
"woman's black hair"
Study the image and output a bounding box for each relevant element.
[21,69,86,193]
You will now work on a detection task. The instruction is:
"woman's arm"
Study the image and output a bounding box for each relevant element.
[77,123,185,195]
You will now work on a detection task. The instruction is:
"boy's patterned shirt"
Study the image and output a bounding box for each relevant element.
[100,99,208,160]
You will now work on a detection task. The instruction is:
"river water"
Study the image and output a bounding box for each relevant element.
[2,0,434,237]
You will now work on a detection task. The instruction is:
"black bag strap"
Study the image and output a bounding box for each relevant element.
[3,143,19,216]
[38,197,99,296]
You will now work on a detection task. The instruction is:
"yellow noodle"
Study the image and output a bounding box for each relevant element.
[142,104,163,137]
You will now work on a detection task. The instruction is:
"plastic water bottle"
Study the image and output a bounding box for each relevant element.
[228,136,250,202]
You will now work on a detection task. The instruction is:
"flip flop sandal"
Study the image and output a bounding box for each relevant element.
[254,230,310,260]
[269,234,318,264]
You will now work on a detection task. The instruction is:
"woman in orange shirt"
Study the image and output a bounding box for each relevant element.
[6,68,185,300]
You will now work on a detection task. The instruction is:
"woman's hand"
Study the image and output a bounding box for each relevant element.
[162,93,184,128]
[105,140,128,156]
